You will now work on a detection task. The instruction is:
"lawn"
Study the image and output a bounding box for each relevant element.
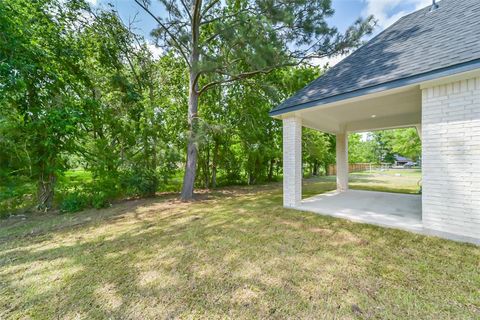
[304,169,422,198]
[1,175,479,319]
[349,169,422,194]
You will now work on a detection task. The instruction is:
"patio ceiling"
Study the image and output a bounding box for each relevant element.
[276,84,421,134]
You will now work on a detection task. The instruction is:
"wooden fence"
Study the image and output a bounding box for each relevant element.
[327,163,374,176]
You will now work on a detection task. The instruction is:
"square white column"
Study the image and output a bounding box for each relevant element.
[336,133,349,192]
[283,117,302,207]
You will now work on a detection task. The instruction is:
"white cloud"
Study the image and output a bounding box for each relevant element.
[362,0,432,29]
[147,43,163,59]
[85,0,98,4]
[312,53,348,68]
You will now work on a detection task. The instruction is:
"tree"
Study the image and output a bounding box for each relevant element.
[303,129,334,176]
[0,0,93,209]
[388,128,421,161]
[348,133,368,163]
[1,0,185,211]
[135,0,375,200]
[367,131,396,164]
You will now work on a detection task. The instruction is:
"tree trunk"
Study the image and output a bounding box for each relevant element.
[204,145,210,189]
[211,139,219,188]
[181,70,199,200]
[248,171,254,185]
[149,82,157,170]
[267,159,274,181]
[181,0,202,200]
[37,172,56,212]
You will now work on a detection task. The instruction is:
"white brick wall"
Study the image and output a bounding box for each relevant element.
[422,76,480,239]
[283,117,302,207]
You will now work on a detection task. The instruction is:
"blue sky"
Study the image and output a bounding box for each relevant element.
[88,0,433,40]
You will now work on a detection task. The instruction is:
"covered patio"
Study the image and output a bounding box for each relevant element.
[275,77,480,244]
[278,83,425,235]
[270,0,480,244]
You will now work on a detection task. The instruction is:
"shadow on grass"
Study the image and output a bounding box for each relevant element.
[0,183,478,319]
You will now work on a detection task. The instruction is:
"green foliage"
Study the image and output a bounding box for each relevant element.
[388,128,422,161]
[120,169,159,197]
[0,0,414,216]
[303,128,335,176]
[0,0,183,213]
[347,129,422,164]
[137,0,375,199]
[59,191,90,213]
[59,187,112,213]
[0,179,35,218]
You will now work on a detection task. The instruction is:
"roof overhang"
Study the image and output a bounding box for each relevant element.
[271,62,480,134]
[270,58,480,118]
[280,84,421,133]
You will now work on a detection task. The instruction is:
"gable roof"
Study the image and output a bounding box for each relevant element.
[270,0,480,116]
[394,155,412,162]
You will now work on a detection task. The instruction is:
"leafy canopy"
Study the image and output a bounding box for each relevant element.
[137,0,375,94]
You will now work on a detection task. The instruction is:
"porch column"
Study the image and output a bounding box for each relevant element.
[415,124,422,140]
[336,132,348,192]
[283,116,302,207]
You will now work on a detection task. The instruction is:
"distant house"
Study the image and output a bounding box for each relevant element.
[393,155,412,167]
[270,0,480,244]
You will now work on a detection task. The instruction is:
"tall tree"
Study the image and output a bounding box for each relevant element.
[0,0,92,209]
[383,128,421,161]
[135,0,375,200]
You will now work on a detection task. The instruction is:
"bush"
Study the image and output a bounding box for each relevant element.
[59,188,112,213]
[120,169,159,197]
[0,178,36,218]
[90,190,111,209]
[59,191,89,213]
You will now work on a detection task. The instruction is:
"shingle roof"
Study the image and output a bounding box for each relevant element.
[270,0,480,116]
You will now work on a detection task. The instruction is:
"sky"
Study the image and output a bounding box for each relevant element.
[87,0,434,63]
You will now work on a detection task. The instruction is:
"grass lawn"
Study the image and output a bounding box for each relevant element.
[303,169,422,198]
[1,176,479,319]
[349,169,422,195]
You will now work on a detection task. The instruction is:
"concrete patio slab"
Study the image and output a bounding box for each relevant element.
[295,189,480,245]
[296,189,423,232]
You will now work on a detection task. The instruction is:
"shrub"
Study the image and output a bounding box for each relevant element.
[120,169,159,197]
[0,178,36,218]
[90,190,111,209]
[59,191,89,213]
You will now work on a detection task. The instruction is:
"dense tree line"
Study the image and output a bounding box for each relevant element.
[0,0,338,214]
[1,0,419,216]
[135,0,375,200]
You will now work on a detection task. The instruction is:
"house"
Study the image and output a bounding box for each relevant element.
[270,0,480,244]
[393,155,412,167]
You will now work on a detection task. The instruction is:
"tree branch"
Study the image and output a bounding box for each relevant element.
[201,0,221,18]
[198,67,276,95]
[134,0,191,67]
[179,0,192,22]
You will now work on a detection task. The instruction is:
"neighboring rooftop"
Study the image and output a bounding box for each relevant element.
[270,0,480,116]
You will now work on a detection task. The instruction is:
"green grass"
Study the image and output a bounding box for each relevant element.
[1,177,479,319]
[349,169,422,194]
[0,169,95,216]
[303,169,422,198]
